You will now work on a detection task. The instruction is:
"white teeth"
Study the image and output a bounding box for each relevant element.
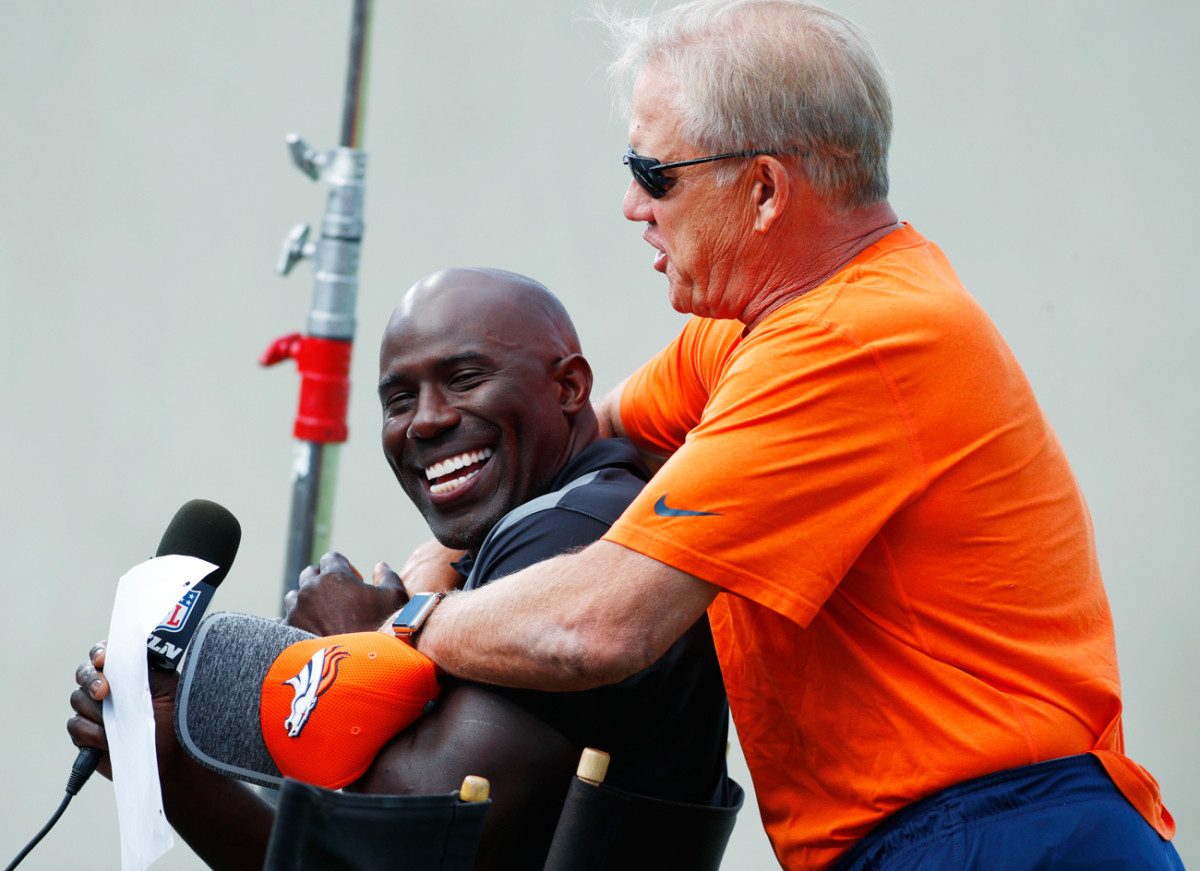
[430,468,482,495]
[424,448,494,482]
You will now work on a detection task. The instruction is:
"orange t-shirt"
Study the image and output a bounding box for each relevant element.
[603,225,1171,870]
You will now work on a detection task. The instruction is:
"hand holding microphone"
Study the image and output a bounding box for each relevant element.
[67,499,241,787]
[7,500,240,871]
[68,642,184,785]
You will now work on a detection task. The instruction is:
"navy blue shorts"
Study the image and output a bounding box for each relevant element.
[833,755,1184,870]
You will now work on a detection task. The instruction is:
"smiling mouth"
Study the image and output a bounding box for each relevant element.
[425,448,494,495]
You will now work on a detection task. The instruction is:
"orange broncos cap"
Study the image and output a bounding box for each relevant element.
[260,631,440,789]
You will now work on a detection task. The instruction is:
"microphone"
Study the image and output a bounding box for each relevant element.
[146,499,242,670]
[74,500,240,789]
[6,501,242,871]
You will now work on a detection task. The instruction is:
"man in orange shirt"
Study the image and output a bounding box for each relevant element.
[384,2,1184,868]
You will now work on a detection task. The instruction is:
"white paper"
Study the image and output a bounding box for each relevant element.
[102,554,216,871]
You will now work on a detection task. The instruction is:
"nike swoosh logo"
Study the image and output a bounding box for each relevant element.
[653,495,722,517]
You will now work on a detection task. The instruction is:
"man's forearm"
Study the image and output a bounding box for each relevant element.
[160,755,274,871]
[416,540,717,691]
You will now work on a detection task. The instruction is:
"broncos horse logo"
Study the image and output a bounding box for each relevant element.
[282,645,350,737]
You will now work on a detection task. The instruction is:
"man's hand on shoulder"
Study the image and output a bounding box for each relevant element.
[285,551,408,636]
[594,379,628,440]
[595,378,668,473]
[399,538,467,595]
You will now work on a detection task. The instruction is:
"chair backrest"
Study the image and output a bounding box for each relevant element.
[542,749,744,871]
[263,775,491,871]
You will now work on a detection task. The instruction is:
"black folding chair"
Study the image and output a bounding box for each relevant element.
[262,775,491,871]
[542,749,744,871]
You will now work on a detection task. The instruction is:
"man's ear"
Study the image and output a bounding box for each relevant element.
[747,155,792,233]
[552,353,593,415]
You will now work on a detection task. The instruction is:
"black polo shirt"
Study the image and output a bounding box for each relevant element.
[451,439,730,805]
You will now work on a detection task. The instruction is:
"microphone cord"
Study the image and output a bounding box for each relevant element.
[4,748,102,871]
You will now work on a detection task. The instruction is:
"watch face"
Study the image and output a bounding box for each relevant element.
[394,593,440,633]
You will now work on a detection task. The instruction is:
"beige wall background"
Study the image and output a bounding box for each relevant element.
[1,2,1195,868]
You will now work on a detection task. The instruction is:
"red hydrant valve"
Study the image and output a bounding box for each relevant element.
[260,332,352,443]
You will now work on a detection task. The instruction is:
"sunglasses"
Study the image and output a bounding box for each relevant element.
[623,144,774,198]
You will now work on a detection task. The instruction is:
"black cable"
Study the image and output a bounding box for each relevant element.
[5,748,102,871]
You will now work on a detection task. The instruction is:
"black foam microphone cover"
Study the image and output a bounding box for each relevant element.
[147,500,241,671]
[154,499,241,587]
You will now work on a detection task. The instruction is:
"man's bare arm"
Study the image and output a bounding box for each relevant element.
[416,540,718,691]
[348,684,579,871]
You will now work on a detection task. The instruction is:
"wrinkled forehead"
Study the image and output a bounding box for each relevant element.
[628,66,687,153]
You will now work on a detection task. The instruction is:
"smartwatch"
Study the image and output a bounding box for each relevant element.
[392,592,445,644]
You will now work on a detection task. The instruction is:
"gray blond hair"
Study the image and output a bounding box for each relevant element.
[604,0,891,208]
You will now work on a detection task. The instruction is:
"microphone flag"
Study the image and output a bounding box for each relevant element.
[103,554,218,871]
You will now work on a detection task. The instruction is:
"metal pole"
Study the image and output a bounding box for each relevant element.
[261,0,373,603]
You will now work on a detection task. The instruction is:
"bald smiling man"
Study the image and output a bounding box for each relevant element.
[70,268,732,871]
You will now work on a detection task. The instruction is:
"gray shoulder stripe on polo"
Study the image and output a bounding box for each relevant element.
[484,470,602,542]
